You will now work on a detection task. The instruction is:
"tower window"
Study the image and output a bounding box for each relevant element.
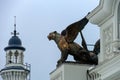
[15,50,19,63]
[8,51,12,64]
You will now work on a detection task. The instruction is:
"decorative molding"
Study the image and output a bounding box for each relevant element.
[89,54,120,80]
[89,71,101,80]
[103,25,114,60]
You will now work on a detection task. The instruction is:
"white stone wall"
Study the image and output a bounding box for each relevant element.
[50,63,92,80]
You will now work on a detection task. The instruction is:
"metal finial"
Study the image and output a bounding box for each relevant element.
[11,16,19,36]
[14,16,16,31]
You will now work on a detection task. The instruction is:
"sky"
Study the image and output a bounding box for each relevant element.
[0,0,100,80]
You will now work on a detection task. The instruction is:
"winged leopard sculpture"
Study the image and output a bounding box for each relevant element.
[47,13,100,66]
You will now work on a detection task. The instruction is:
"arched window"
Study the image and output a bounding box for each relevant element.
[8,51,12,64]
[15,50,19,63]
[20,52,23,64]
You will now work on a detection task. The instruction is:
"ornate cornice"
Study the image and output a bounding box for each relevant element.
[87,0,116,26]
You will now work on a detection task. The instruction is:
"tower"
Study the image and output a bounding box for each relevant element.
[0,17,30,80]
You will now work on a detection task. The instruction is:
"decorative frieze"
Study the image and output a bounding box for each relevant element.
[102,24,114,60]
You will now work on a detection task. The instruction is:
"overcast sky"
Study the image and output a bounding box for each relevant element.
[0,0,100,80]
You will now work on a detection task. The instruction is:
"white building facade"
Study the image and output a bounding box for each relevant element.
[0,26,30,80]
[87,0,120,80]
[50,0,120,80]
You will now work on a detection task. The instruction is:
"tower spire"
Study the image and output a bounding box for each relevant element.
[14,16,17,36]
[12,16,19,36]
[14,16,16,31]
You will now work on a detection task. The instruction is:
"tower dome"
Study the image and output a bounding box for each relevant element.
[4,30,25,51]
[9,35,22,45]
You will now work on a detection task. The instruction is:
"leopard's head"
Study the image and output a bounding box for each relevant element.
[47,31,57,40]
